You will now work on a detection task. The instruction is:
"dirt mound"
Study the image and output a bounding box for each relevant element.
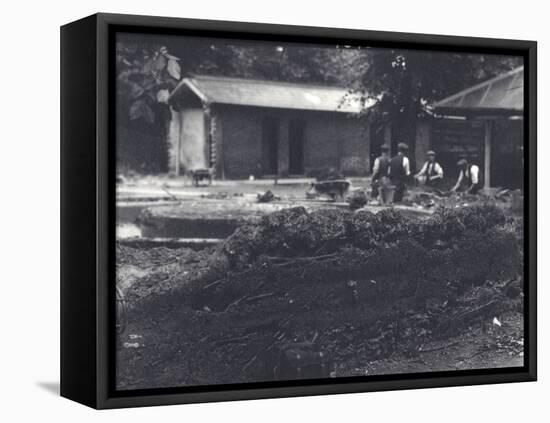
[218,204,511,270]
[116,204,523,389]
[189,205,519,314]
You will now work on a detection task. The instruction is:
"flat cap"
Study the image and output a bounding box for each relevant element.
[457,159,468,166]
[427,150,436,156]
[397,142,409,150]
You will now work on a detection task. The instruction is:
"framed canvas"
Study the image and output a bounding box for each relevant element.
[60,13,537,409]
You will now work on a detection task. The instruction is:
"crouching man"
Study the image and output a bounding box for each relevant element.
[415,150,443,189]
[451,158,482,194]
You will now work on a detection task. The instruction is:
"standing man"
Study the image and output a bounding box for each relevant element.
[389,142,411,203]
[415,150,444,189]
[371,144,391,200]
[451,158,482,194]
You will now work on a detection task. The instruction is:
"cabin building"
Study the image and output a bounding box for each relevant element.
[168,76,371,179]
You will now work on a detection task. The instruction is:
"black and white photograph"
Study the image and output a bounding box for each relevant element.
[114,31,526,391]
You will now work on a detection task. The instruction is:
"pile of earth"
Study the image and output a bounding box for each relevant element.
[116,204,523,390]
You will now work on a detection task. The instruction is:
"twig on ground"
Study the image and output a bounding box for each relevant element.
[202,278,226,290]
[454,300,498,323]
[161,186,182,203]
[241,355,258,372]
[267,253,339,263]
[244,292,276,304]
[418,341,459,353]
[213,334,254,347]
[224,293,251,312]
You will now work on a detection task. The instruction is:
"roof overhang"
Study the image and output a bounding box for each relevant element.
[169,76,371,114]
[433,107,523,120]
[431,66,524,119]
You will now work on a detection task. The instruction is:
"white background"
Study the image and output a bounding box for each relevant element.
[0,0,546,421]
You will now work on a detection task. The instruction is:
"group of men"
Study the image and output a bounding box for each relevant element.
[371,143,481,204]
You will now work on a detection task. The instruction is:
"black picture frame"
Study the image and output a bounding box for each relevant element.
[60,12,537,409]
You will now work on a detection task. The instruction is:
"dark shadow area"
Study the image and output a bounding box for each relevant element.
[36,381,60,396]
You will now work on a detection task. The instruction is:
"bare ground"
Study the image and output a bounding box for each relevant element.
[115,192,524,390]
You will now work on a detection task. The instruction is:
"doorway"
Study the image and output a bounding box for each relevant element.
[179,108,207,172]
[288,119,305,175]
[262,117,280,175]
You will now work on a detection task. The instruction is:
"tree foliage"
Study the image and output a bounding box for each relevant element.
[359,49,523,142]
[115,33,523,173]
[116,34,372,126]
[116,42,181,124]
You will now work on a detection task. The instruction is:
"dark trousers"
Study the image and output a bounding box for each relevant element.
[458,182,481,195]
[425,177,442,189]
[372,177,393,204]
[469,183,481,195]
[371,180,380,198]
[392,178,406,202]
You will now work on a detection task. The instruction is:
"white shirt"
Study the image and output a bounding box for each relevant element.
[402,156,411,176]
[458,164,480,185]
[417,161,443,178]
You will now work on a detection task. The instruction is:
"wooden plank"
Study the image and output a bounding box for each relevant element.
[175,111,182,176]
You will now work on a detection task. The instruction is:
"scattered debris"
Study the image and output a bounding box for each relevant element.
[201,192,229,200]
[123,342,141,349]
[161,186,182,202]
[307,180,350,201]
[347,189,368,210]
[257,190,279,203]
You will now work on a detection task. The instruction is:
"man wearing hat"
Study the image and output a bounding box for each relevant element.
[415,150,444,189]
[371,144,392,201]
[389,142,411,202]
[451,158,482,194]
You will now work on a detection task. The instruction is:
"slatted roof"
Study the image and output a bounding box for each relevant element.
[433,66,524,116]
[169,75,368,113]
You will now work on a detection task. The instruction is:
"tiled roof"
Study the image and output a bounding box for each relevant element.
[170,75,368,113]
[433,66,523,115]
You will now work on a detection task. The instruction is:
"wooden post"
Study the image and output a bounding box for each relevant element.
[209,108,224,180]
[484,120,492,188]
[415,121,431,172]
[215,114,225,180]
[204,105,212,171]
[175,112,182,176]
